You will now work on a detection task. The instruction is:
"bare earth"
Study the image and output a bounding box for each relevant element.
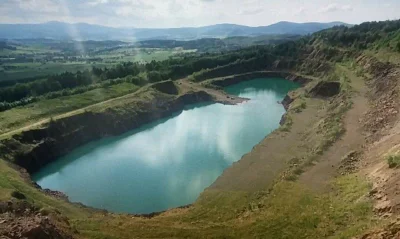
[298,66,369,191]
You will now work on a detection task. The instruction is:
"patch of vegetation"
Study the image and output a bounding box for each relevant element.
[339,73,352,93]
[0,159,89,218]
[246,174,375,239]
[290,98,307,113]
[280,113,293,132]
[315,98,350,154]
[386,153,400,168]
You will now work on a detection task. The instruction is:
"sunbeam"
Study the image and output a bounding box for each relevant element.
[58,0,86,55]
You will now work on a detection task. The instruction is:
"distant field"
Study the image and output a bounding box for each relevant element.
[0,62,112,82]
[97,48,196,63]
[0,46,194,82]
[0,45,60,56]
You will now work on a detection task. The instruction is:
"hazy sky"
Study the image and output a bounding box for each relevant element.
[0,0,399,28]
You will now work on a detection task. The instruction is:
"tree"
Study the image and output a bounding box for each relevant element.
[147,71,163,83]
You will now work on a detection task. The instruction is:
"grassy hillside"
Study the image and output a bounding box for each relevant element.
[1,19,400,238]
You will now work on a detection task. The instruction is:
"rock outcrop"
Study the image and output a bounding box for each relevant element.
[0,200,75,239]
[151,80,179,95]
[308,81,341,97]
[281,95,294,111]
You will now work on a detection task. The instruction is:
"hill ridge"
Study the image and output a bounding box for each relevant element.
[0,21,351,41]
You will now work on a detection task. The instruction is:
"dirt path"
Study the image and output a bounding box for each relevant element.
[0,88,147,140]
[298,67,369,191]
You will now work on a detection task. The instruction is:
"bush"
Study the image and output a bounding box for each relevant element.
[0,97,38,112]
[291,100,307,113]
[128,75,148,86]
[386,153,400,168]
[11,191,26,200]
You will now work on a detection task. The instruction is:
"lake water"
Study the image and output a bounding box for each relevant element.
[33,78,299,214]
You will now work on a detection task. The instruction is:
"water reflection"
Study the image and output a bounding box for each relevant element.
[33,78,299,213]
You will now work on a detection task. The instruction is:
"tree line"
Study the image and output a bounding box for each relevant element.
[0,47,269,104]
[1,19,399,111]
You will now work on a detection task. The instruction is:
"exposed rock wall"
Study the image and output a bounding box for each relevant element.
[308,81,341,97]
[0,90,213,173]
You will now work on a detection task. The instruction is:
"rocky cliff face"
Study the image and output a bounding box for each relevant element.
[0,90,213,173]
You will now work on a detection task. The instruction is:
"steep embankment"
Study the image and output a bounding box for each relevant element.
[0,80,248,174]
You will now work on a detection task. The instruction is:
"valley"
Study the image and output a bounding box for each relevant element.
[1,19,400,239]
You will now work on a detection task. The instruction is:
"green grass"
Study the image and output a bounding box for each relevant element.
[386,153,400,168]
[0,82,139,135]
[74,174,376,238]
[245,174,375,239]
[315,96,351,154]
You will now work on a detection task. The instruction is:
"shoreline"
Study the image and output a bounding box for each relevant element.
[0,72,311,215]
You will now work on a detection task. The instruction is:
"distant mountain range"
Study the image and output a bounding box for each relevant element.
[0,21,351,41]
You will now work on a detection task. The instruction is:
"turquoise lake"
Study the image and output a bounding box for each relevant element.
[32,78,299,214]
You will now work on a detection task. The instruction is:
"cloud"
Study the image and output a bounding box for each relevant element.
[294,7,306,15]
[239,8,264,15]
[87,0,109,6]
[114,0,155,17]
[0,0,398,28]
[16,0,61,13]
[318,3,353,13]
